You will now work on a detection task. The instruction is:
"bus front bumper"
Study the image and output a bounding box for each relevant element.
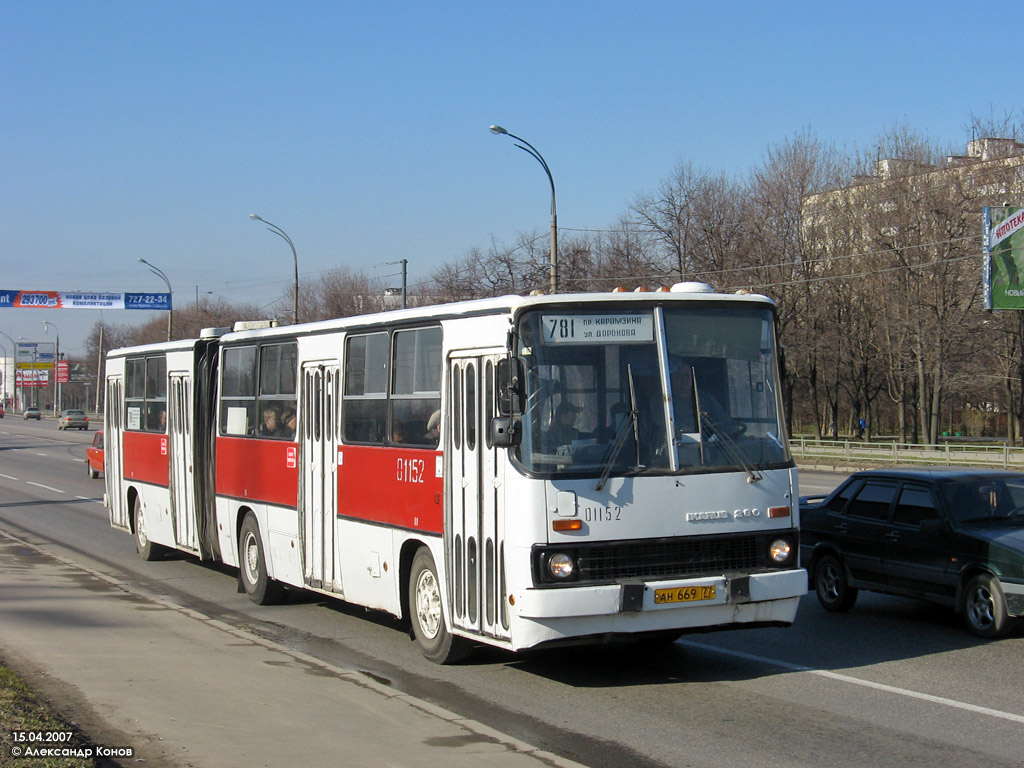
[514,569,807,620]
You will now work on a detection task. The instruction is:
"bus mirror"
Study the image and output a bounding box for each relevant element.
[489,416,521,448]
[497,358,524,416]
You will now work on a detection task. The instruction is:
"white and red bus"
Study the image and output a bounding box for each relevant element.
[105,284,805,662]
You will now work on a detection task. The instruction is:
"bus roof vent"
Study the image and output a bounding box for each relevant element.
[670,281,714,293]
[200,326,231,339]
[232,320,280,332]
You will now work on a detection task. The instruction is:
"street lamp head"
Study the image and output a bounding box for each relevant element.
[249,213,263,222]
[489,125,508,136]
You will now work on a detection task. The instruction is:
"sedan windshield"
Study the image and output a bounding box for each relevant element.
[944,477,1024,523]
[513,304,791,478]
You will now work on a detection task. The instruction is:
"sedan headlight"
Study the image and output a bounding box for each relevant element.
[769,538,794,564]
[547,553,575,579]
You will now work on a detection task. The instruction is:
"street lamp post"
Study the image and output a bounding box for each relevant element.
[138,258,173,341]
[0,339,7,413]
[18,338,38,408]
[0,329,13,412]
[250,213,299,324]
[489,125,558,294]
[43,320,60,416]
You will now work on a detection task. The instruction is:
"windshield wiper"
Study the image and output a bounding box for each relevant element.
[698,409,762,484]
[596,364,644,491]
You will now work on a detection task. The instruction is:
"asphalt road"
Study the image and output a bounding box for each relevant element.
[1,417,1022,768]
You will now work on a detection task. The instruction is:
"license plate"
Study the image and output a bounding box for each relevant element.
[653,585,717,604]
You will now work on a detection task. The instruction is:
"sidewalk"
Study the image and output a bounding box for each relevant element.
[0,531,584,768]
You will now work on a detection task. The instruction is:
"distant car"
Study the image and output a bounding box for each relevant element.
[0,404,4,417]
[801,468,1024,638]
[86,430,104,479]
[57,409,89,430]
[23,407,41,420]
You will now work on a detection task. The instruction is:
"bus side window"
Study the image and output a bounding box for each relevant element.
[343,332,388,445]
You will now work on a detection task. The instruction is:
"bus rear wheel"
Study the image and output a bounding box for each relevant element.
[408,547,471,664]
[238,514,283,605]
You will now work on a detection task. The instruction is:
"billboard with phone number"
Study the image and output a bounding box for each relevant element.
[0,290,171,310]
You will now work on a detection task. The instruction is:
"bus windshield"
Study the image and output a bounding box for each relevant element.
[513,305,791,478]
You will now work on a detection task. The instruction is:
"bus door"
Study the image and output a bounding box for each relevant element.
[300,362,342,593]
[168,373,198,552]
[447,353,510,642]
[106,375,128,530]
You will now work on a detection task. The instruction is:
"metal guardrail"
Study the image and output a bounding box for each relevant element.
[789,437,1024,469]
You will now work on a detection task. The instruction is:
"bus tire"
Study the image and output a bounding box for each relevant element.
[408,547,471,664]
[238,514,283,605]
[133,496,165,561]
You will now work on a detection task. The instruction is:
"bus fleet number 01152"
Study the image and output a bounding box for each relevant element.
[397,457,426,484]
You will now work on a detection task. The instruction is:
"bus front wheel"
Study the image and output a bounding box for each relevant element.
[408,547,471,664]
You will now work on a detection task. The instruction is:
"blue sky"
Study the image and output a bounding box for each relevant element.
[0,0,1008,356]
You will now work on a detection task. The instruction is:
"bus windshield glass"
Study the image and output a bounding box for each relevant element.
[513,305,791,477]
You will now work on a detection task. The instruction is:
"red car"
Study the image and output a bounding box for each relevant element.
[86,430,104,479]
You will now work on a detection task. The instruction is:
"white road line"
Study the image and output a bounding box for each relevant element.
[25,481,64,494]
[679,639,1024,725]
[0,474,18,481]
[75,496,103,504]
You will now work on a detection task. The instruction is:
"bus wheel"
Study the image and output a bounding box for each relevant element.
[408,547,471,664]
[238,514,283,605]
[133,496,164,561]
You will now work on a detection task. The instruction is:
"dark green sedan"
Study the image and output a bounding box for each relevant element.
[800,468,1024,639]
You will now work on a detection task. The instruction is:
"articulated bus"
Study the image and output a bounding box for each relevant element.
[105,283,806,662]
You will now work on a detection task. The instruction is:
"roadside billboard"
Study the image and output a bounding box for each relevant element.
[15,341,55,367]
[15,369,49,388]
[984,206,1024,310]
[0,290,171,311]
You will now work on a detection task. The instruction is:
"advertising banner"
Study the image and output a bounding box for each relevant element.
[15,370,49,388]
[984,206,1024,310]
[0,290,171,310]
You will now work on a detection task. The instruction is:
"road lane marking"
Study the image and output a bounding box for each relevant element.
[679,639,1024,725]
[0,474,18,481]
[26,482,65,494]
[75,496,104,504]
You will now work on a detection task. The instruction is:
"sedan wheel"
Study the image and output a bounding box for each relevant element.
[962,574,1011,639]
[814,554,858,612]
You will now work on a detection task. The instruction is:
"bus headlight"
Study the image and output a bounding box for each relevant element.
[547,553,575,579]
[769,538,793,564]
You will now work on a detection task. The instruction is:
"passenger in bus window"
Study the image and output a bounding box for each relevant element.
[279,406,296,439]
[147,405,166,432]
[392,420,407,444]
[423,410,441,446]
[261,404,283,437]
